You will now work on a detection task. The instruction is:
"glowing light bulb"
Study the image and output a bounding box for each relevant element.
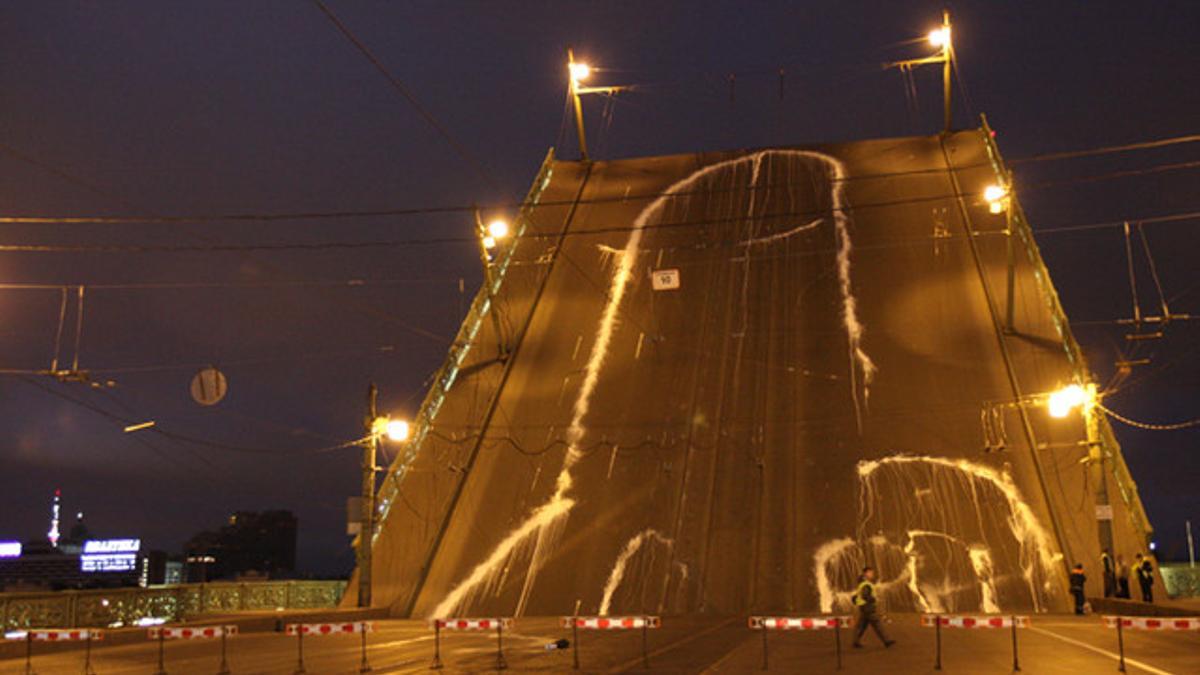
[928,27,951,48]
[569,62,591,83]
[487,219,509,240]
[1047,384,1089,418]
[482,235,497,250]
[386,419,410,442]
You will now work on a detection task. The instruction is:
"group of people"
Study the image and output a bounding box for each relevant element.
[1068,551,1157,615]
[850,551,1161,649]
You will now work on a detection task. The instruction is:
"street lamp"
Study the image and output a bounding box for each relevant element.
[566,48,626,161]
[1046,382,1114,566]
[357,384,410,608]
[985,179,1019,333]
[1046,383,1094,418]
[474,209,511,357]
[886,10,954,132]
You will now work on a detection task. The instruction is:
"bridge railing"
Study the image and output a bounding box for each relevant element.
[0,580,346,631]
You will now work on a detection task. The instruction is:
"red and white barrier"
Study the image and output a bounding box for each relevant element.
[429,618,513,670]
[5,629,104,675]
[432,618,513,630]
[559,617,661,670]
[286,621,375,674]
[285,621,373,635]
[148,625,237,639]
[921,614,1029,671]
[5,629,104,641]
[749,617,850,670]
[921,614,1031,628]
[1103,616,1200,631]
[559,616,661,629]
[749,616,850,630]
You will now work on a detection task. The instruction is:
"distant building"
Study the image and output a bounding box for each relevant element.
[0,538,145,591]
[184,510,297,582]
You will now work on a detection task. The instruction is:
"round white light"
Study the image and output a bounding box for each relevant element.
[1047,384,1088,418]
[487,219,509,239]
[983,185,1007,203]
[569,62,591,82]
[386,419,410,442]
[928,27,950,48]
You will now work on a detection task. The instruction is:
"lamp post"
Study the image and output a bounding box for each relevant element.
[1047,384,1114,559]
[983,181,1016,333]
[566,48,626,161]
[474,208,511,358]
[887,11,955,133]
[357,384,410,608]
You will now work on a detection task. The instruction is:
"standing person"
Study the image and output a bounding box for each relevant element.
[852,566,895,649]
[1136,554,1155,603]
[1116,555,1131,599]
[1069,563,1087,615]
[1101,550,1116,598]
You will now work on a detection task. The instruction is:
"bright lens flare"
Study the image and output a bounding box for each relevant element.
[984,184,1009,214]
[928,27,951,48]
[486,219,509,240]
[1047,384,1090,418]
[371,416,410,442]
[386,419,410,442]
[983,185,1007,203]
[569,62,591,83]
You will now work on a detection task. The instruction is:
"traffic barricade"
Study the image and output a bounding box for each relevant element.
[1103,615,1200,672]
[3,628,103,675]
[748,616,851,670]
[284,621,373,674]
[147,624,238,675]
[560,615,661,670]
[429,618,513,671]
[920,614,1030,671]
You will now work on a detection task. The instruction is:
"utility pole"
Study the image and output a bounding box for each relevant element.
[357,383,379,607]
[566,48,625,162]
[1083,386,1115,561]
[885,10,953,134]
[941,9,953,133]
[568,47,589,162]
[474,207,509,359]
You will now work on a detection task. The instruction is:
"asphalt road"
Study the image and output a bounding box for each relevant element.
[4,614,1197,674]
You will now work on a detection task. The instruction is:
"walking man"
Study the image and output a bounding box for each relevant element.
[852,566,895,648]
[1069,563,1087,615]
[1136,554,1155,603]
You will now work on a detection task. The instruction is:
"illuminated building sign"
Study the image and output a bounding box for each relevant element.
[80,539,141,573]
[81,554,137,572]
[0,541,21,558]
[83,539,140,554]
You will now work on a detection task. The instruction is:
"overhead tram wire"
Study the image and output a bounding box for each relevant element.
[16,373,373,456]
[7,193,1200,258]
[1010,132,1200,164]
[4,150,1200,229]
[1099,404,1200,432]
[311,0,499,191]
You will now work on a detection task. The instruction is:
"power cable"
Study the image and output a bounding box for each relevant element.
[2,155,1197,230]
[1011,133,1200,165]
[1099,404,1200,431]
[311,0,498,191]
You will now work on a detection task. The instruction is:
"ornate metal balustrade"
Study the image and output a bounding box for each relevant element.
[0,580,346,630]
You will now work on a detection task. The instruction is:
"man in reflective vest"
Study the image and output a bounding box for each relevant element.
[1135,553,1155,603]
[852,566,895,648]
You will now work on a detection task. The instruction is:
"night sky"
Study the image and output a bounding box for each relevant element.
[1,1,1197,575]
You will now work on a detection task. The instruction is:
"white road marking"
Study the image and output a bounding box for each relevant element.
[1029,625,1176,675]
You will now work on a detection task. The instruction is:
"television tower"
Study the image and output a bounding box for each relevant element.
[47,488,62,548]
